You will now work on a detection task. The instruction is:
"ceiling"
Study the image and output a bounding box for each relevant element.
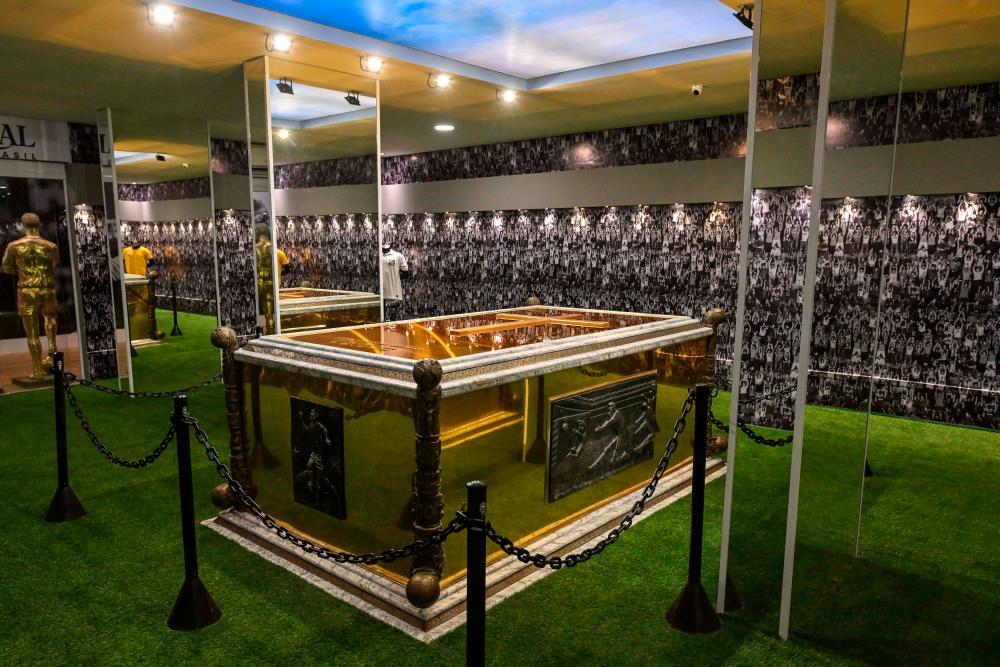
[236,0,751,79]
[0,0,996,171]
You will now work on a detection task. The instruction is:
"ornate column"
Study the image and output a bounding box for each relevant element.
[406,358,445,608]
[210,325,258,509]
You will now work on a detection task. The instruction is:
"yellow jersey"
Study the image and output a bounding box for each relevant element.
[123,245,154,276]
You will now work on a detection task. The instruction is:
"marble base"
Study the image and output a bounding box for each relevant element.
[204,458,726,642]
[12,375,52,388]
[131,338,164,348]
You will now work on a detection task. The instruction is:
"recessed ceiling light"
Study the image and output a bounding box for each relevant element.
[277,129,290,139]
[434,124,455,132]
[360,55,384,74]
[266,33,294,53]
[148,3,175,27]
[182,162,189,168]
[428,73,451,89]
[498,89,517,103]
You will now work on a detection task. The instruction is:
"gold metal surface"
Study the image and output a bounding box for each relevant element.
[1,213,58,380]
[286,307,666,361]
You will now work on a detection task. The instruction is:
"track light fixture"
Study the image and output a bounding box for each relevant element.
[276,78,294,95]
[360,55,384,74]
[733,4,754,30]
[155,153,166,162]
[497,89,517,103]
[147,3,175,27]
[428,73,451,89]
[344,91,361,106]
[265,33,294,53]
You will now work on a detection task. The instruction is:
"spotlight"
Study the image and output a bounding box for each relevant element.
[276,77,294,95]
[266,33,294,53]
[155,153,166,162]
[277,129,290,139]
[733,4,754,30]
[691,84,704,96]
[498,89,517,103]
[148,3,175,27]
[434,123,455,132]
[428,73,451,89]
[182,162,189,168]
[360,55,384,74]
[344,91,361,106]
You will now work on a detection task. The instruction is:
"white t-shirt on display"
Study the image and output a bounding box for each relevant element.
[381,250,408,301]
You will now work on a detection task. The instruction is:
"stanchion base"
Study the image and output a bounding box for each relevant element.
[864,460,874,478]
[44,486,86,523]
[130,345,138,359]
[722,573,744,613]
[167,576,222,631]
[666,581,722,635]
[170,326,183,337]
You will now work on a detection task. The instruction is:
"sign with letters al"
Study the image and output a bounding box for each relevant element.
[0,115,70,163]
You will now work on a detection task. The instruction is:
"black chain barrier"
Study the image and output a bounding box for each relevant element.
[708,385,795,447]
[485,388,697,569]
[183,412,466,564]
[63,370,221,399]
[63,377,176,467]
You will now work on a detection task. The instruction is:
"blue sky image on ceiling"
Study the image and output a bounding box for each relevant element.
[239,0,749,78]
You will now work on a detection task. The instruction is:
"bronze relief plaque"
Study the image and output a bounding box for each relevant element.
[547,373,658,502]
[290,397,347,520]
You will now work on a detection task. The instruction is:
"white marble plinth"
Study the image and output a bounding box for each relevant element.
[204,459,726,642]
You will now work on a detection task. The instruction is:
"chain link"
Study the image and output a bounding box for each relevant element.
[62,370,221,399]
[708,385,795,447]
[63,377,175,467]
[182,412,465,564]
[485,389,697,569]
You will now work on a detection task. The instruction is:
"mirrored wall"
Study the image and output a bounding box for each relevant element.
[246,57,381,335]
[104,109,218,390]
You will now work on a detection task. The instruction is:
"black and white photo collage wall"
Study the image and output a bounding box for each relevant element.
[120,220,217,314]
[381,115,747,185]
[273,214,379,293]
[381,204,740,366]
[71,206,119,380]
[214,209,258,340]
[381,191,998,432]
[757,75,1000,149]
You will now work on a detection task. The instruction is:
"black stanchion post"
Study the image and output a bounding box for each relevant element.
[167,394,222,631]
[666,384,722,634]
[466,481,487,667]
[45,352,86,522]
[170,282,182,336]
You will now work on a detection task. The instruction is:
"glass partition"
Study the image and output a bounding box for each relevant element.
[719,0,827,628]
[108,109,217,389]
[788,0,910,646]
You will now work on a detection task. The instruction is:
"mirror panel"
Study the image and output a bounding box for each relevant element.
[267,59,381,333]
[109,108,217,388]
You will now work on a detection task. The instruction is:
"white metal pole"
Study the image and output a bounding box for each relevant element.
[777,0,838,640]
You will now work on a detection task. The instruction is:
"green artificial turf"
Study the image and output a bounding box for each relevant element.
[1,309,997,665]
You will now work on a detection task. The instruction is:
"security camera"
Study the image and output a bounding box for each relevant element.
[691,84,704,97]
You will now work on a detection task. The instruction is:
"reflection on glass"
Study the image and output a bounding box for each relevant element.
[110,109,216,388]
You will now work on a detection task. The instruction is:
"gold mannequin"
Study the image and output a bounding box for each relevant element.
[2,212,59,381]
[255,232,276,334]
